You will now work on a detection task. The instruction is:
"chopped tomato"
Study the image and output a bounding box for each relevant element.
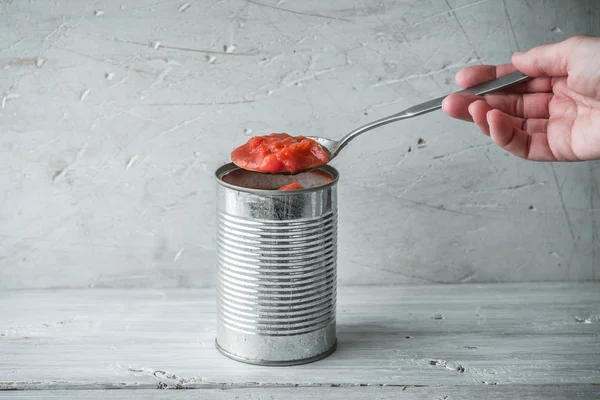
[231,133,329,174]
[278,182,303,191]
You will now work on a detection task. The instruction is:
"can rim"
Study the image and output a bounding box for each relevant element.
[215,162,339,195]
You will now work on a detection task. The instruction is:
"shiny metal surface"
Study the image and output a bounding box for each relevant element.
[214,163,339,365]
[309,71,531,159]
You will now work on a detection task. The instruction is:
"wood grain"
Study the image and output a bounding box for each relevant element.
[1,386,599,399]
[1,283,599,392]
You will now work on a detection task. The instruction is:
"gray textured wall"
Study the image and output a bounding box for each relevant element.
[1,0,599,289]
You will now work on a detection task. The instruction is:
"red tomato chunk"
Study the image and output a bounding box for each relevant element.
[231,133,329,174]
[278,182,303,191]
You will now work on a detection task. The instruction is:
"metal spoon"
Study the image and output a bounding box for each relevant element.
[309,71,531,160]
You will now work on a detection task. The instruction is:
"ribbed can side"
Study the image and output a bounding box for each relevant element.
[216,212,337,336]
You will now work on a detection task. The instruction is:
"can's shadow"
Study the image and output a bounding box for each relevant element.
[331,323,423,357]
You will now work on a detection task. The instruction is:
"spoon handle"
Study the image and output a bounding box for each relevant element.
[459,70,530,95]
[398,71,530,118]
[334,71,530,156]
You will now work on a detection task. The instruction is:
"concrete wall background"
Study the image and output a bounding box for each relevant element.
[1,0,599,289]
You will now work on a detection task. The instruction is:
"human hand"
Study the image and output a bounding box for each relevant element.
[442,35,600,161]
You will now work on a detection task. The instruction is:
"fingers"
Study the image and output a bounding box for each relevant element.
[511,35,590,77]
[468,100,493,135]
[443,92,552,120]
[484,92,552,119]
[441,93,480,122]
[487,109,557,161]
[467,100,549,135]
[507,77,553,93]
[456,64,516,88]
[456,64,553,93]
[523,118,549,134]
[444,97,555,161]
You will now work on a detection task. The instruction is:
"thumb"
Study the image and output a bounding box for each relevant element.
[511,36,587,77]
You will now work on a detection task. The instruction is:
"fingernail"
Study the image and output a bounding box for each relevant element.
[513,51,525,57]
[468,102,478,115]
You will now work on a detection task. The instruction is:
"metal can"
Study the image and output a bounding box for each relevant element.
[214,163,338,366]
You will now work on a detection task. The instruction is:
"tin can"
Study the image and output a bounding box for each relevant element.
[214,163,338,366]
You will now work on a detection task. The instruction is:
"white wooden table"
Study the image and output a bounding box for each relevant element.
[1,283,599,399]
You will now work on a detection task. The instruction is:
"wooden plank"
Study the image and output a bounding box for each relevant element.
[1,283,599,390]
[1,386,599,400]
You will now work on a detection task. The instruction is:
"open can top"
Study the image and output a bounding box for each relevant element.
[215,162,339,195]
